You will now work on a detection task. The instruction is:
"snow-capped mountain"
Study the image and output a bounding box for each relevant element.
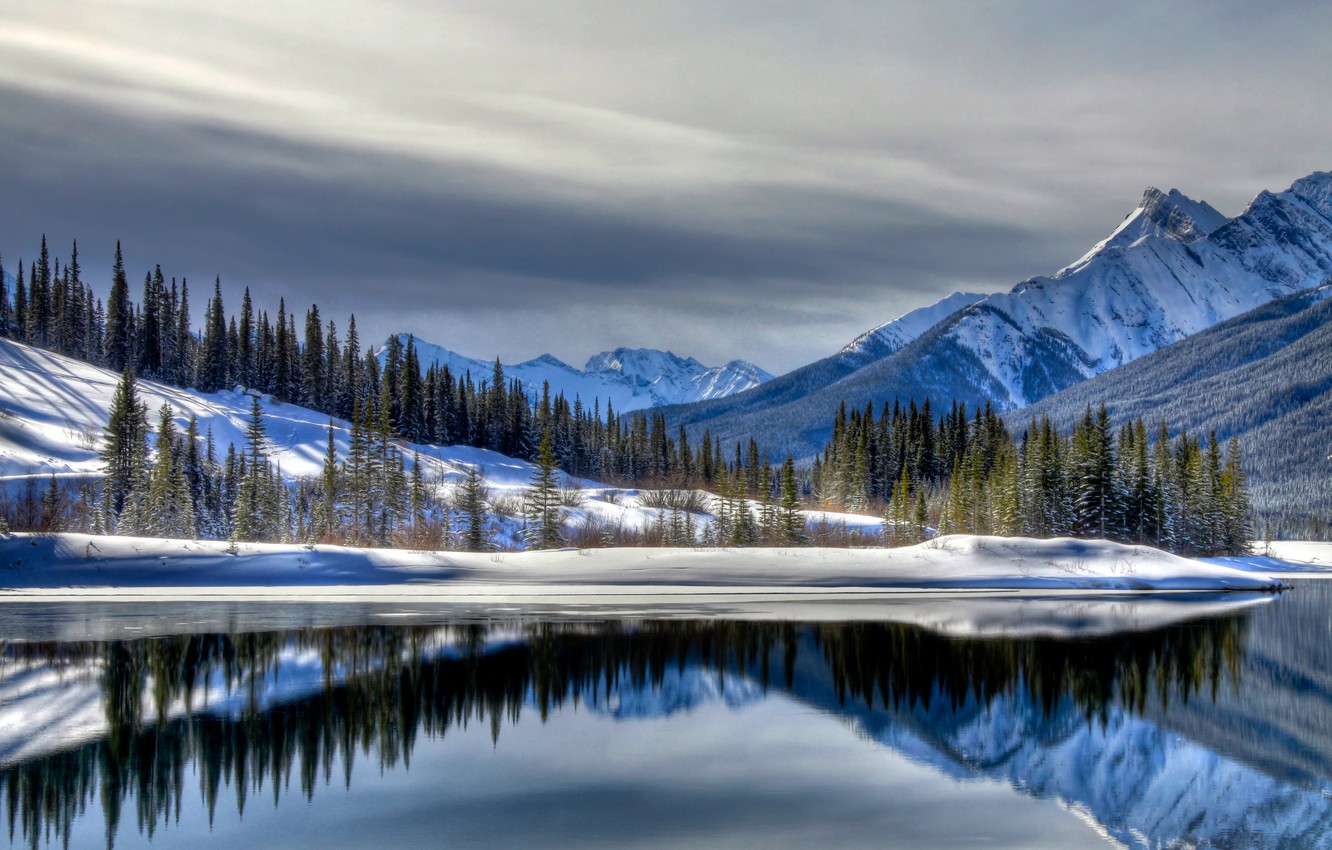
[838,291,986,366]
[381,336,772,412]
[662,170,1332,458]
[939,171,1332,408]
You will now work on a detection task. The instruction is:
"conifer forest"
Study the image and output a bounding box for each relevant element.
[0,236,1254,555]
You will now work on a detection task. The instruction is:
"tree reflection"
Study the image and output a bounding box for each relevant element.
[0,615,1247,849]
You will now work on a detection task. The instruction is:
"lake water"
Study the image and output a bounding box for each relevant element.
[1,583,1330,849]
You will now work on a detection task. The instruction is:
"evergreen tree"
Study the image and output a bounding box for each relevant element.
[301,304,324,409]
[1070,405,1121,538]
[99,368,150,523]
[198,278,229,392]
[317,421,341,542]
[105,243,132,371]
[144,404,196,538]
[0,253,10,338]
[457,465,490,552]
[233,397,278,541]
[1220,437,1252,555]
[778,455,807,545]
[523,429,564,549]
[12,259,26,343]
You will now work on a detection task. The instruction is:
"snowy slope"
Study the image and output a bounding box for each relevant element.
[0,335,535,486]
[859,171,1332,409]
[838,291,986,365]
[383,335,772,412]
[0,334,887,546]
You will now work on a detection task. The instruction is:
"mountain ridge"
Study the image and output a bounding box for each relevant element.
[659,169,1332,459]
[379,335,773,413]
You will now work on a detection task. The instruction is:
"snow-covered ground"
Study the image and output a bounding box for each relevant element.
[1207,540,1332,579]
[0,335,884,548]
[0,532,1283,597]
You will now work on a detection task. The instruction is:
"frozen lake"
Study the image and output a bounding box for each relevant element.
[1,583,1330,849]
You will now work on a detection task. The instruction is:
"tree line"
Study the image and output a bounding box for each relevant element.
[0,237,796,490]
[815,399,1253,556]
[0,236,1254,555]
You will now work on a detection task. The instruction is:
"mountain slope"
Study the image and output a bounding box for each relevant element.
[836,291,987,367]
[383,336,772,412]
[1017,283,1332,534]
[662,171,1332,458]
[0,335,887,546]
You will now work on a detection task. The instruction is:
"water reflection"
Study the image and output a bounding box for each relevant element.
[2,589,1330,849]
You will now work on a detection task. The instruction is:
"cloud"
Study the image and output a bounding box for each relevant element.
[0,0,1330,372]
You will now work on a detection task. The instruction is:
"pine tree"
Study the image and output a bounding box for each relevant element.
[778,455,807,545]
[885,465,912,544]
[41,474,63,532]
[912,488,929,541]
[237,287,255,388]
[198,278,229,392]
[145,404,196,538]
[408,452,428,546]
[1070,405,1121,539]
[317,421,341,542]
[523,429,564,549]
[233,397,277,541]
[1220,437,1252,556]
[105,243,132,371]
[457,465,490,552]
[301,305,324,409]
[0,253,10,338]
[100,368,150,524]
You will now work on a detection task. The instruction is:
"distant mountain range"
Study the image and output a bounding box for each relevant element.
[378,335,772,413]
[660,170,1332,459]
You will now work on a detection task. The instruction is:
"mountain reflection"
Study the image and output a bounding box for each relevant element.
[0,613,1256,849]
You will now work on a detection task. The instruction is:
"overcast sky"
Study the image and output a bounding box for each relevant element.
[1,0,1329,373]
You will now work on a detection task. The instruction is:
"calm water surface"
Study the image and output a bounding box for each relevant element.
[1,583,1330,849]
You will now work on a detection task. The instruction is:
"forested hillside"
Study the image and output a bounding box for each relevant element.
[1020,284,1332,538]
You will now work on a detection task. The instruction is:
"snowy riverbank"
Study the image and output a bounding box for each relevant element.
[0,532,1284,597]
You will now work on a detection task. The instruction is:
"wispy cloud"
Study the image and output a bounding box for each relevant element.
[0,0,1329,371]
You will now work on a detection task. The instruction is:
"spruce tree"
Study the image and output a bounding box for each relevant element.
[198,278,229,392]
[0,253,9,338]
[523,429,564,549]
[301,305,324,409]
[457,465,490,552]
[105,243,132,371]
[1220,437,1252,555]
[317,421,341,542]
[100,368,150,524]
[233,397,276,541]
[778,455,807,545]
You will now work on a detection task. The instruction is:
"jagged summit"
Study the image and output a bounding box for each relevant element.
[584,347,706,377]
[1063,186,1229,272]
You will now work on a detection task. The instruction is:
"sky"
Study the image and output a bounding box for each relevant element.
[1,0,1330,374]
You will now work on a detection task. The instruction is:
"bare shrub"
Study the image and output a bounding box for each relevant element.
[65,424,100,453]
[559,478,587,509]
[806,518,883,548]
[637,489,710,514]
[488,491,524,518]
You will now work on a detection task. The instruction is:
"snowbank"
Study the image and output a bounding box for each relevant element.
[0,533,1284,597]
